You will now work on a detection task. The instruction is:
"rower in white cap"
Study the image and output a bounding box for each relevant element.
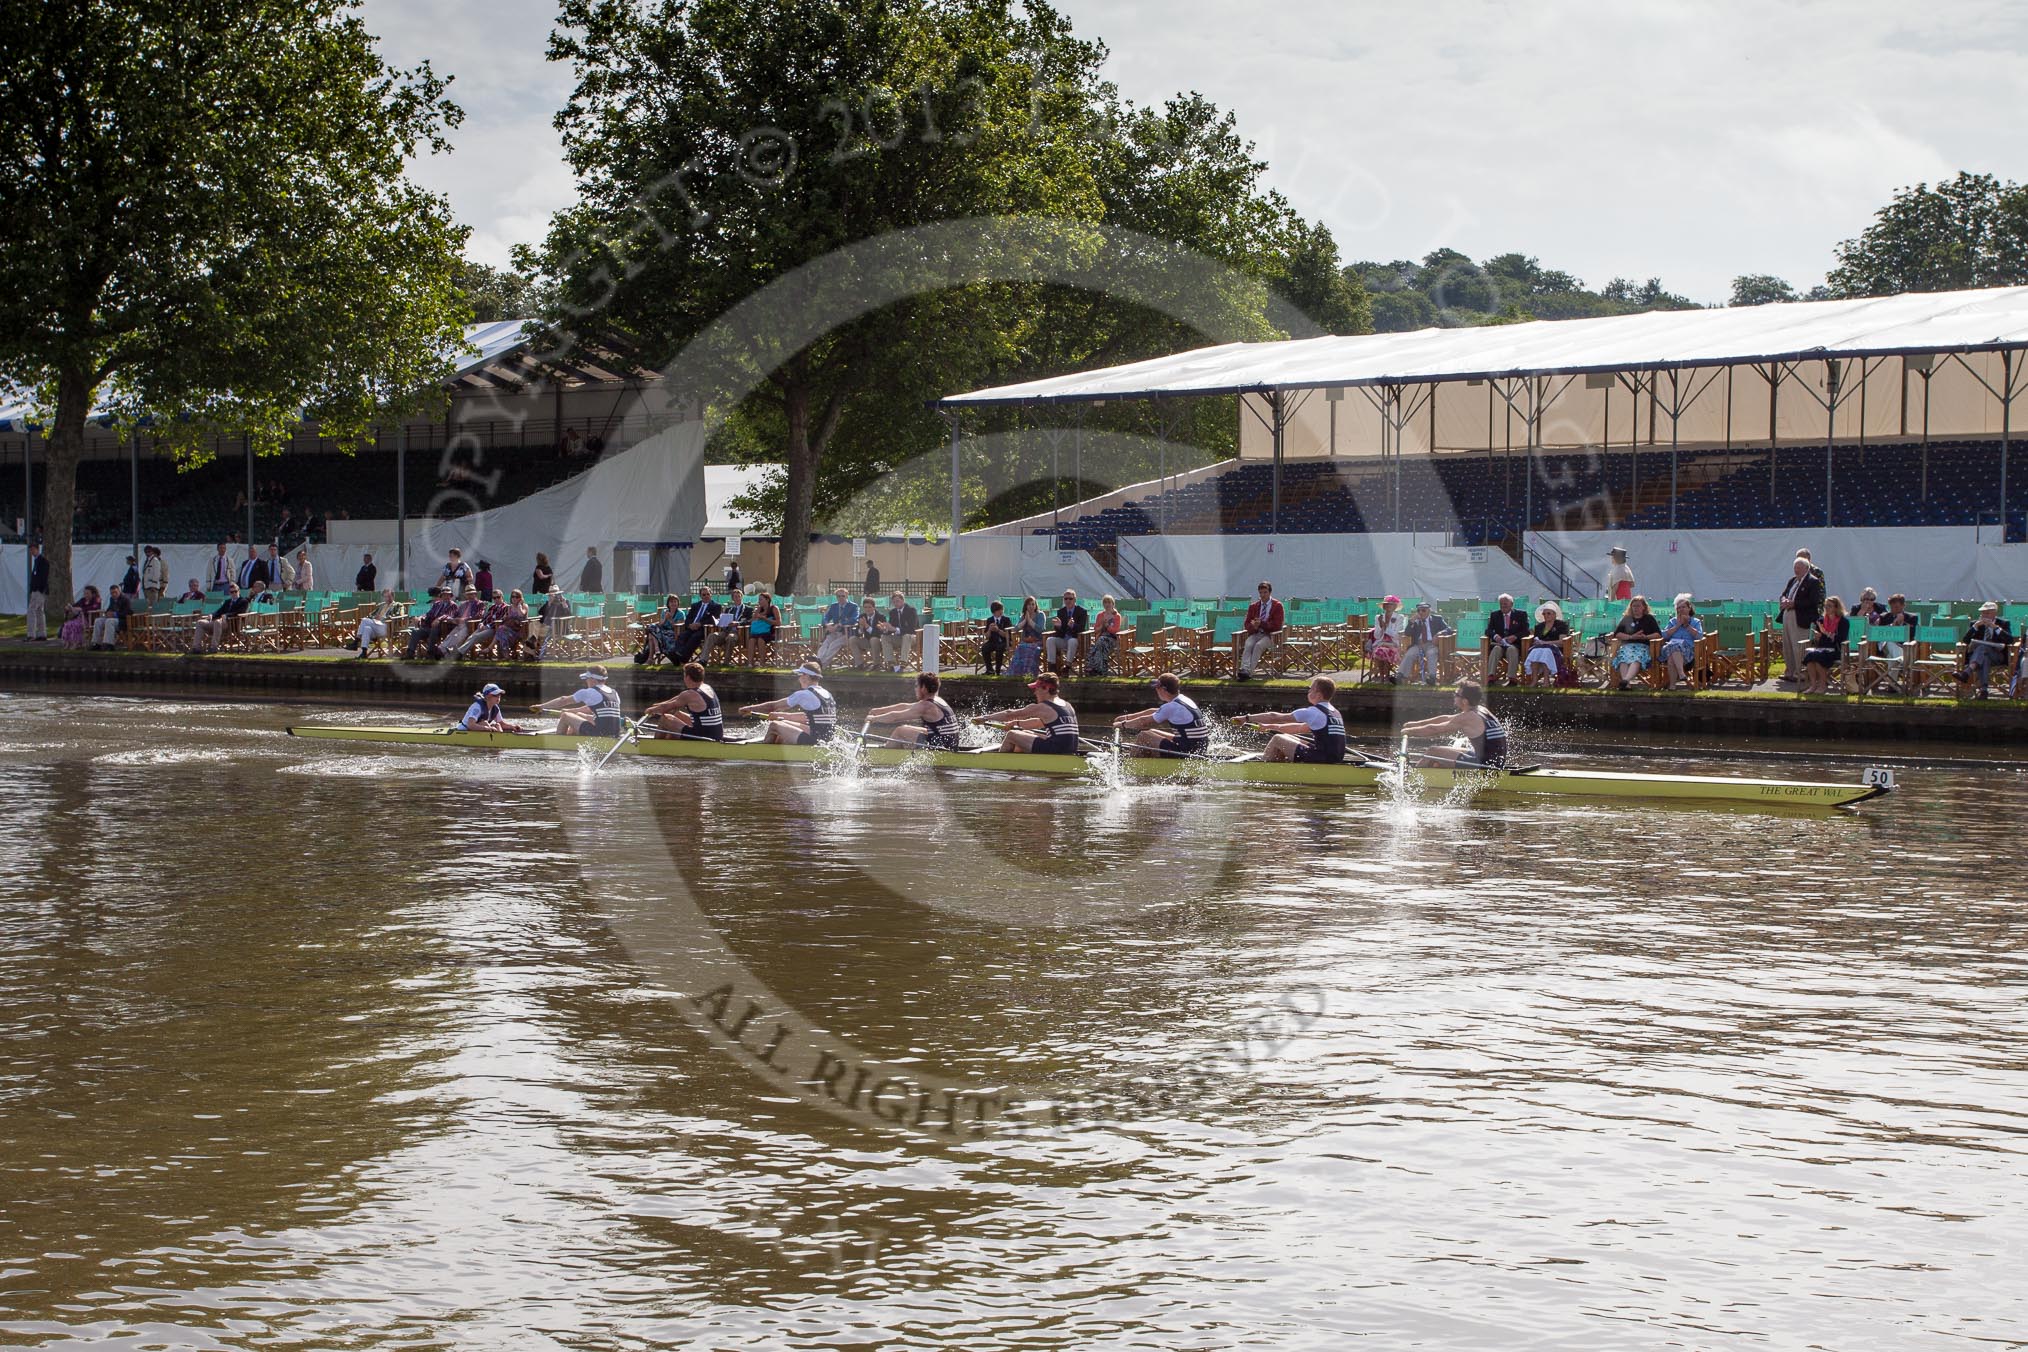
[741,661,839,745]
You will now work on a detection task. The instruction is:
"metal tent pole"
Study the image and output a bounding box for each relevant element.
[1826,359,1838,529]
[244,436,254,545]
[2004,350,2015,538]
[1669,370,1680,531]
[1271,390,1284,536]
[946,412,962,584]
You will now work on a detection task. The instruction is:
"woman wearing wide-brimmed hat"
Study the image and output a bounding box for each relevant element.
[1523,601,1572,687]
[1364,595,1406,683]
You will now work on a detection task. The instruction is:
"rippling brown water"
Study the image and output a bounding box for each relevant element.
[2,693,2025,1349]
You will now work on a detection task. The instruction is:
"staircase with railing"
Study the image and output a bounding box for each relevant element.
[1516,532,1603,599]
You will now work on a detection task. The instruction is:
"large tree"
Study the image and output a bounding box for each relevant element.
[534,0,1114,592]
[1827,171,2028,297]
[0,0,471,604]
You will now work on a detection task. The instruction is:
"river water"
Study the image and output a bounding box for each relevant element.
[1,693,2024,1350]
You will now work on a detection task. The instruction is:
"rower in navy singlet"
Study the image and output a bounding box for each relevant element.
[1402,678,1510,769]
[987,671,1082,754]
[1237,676,1347,763]
[866,671,961,749]
[536,664,625,737]
[745,661,841,746]
[643,662,724,740]
[1115,672,1211,758]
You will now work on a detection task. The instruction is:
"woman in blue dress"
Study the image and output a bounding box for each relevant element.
[1657,593,1704,689]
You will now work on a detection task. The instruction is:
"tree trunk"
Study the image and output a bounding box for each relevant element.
[774,381,818,595]
[37,364,94,612]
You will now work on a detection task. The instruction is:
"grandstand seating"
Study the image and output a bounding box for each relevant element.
[1,441,589,544]
[1034,439,2028,552]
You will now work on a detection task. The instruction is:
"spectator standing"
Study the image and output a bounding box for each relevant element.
[531,553,555,596]
[1959,602,2012,699]
[1401,602,1453,686]
[141,547,168,603]
[266,543,291,590]
[355,554,377,591]
[294,549,314,592]
[474,559,493,598]
[1776,554,1824,684]
[863,559,880,597]
[237,545,263,590]
[880,591,921,670]
[25,542,48,640]
[1046,590,1089,675]
[208,542,234,593]
[1236,581,1284,679]
[437,548,472,595]
[92,584,133,649]
[580,546,603,594]
[119,554,140,598]
[1483,594,1528,685]
[725,559,742,595]
[1603,545,1635,601]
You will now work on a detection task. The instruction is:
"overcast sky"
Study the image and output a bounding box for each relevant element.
[364,0,2028,305]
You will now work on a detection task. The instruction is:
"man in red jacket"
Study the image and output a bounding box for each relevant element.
[1234,580,1284,679]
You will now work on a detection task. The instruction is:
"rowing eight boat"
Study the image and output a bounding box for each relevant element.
[285,724,1892,809]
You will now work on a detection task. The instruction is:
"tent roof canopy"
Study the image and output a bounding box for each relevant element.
[938,285,2028,409]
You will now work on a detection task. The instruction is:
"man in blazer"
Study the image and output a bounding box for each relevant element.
[1235,580,1285,679]
[1483,593,1529,685]
[25,542,49,640]
[1777,554,1824,683]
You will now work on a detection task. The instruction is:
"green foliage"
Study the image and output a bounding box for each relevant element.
[456,259,544,323]
[1350,249,1698,331]
[531,0,1339,578]
[1728,274,1799,306]
[1827,171,2028,297]
[0,0,472,603]
[1266,222,1371,336]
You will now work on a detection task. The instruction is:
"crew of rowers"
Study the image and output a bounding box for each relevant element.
[449,658,1509,768]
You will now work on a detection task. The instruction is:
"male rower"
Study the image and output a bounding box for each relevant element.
[983,671,1080,754]
[457,683,526,733]
[1400,678,1508,768]
[642,662,724,739]
[536,664,625,737]
[865,671,960,748]
[1234,676,1346,763]
[1113,672,1210,758]
[742,661,837,745]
